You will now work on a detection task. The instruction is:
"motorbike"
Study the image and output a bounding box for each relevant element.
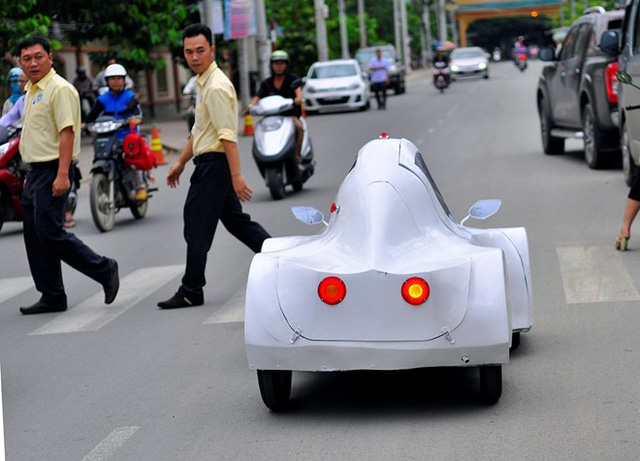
[433,62,450,93]
[250,95,315,200]
[87,117,156,232]
[0,125,25,231]
[515,53,528,72]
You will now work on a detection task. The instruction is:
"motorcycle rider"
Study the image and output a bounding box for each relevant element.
[248,50,304,164]
[432,48,450,87]
[84,63,148,201]
[2,67,26,116]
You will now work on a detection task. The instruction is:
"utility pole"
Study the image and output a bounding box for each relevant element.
[338,0,349,59]
[423,1,433,66]
[358,0,366,48]
[238,37,251,109]
[255,0,270,80]
[394,0,401,53]
[314,0,329,61]
[202,0,216,46]
[400,0,411,70]
[438,0,447,43]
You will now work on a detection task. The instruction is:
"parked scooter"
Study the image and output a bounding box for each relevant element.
[433,62,450,93]
[0,125,25,231]
[87,117,156,232]
[515,53,528,72]
[250,95,314,200]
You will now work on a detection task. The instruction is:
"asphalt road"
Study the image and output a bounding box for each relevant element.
[1,60,639,460]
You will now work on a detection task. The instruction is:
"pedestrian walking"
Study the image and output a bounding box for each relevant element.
[17,36,119,315]
[157,24,270,309]
[368,48,390,110]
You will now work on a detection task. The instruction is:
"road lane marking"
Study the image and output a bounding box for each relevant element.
[29,265,184,335]
[80,426,139,461]
[203,289,245,324]
[556,245,640,304]
[0,366,5,461]
[0,277,33,304]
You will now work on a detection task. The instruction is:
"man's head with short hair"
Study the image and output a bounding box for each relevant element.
[15,36,51,57]
[17,36,54,84]
[183,24,212,47]
[182,24,215,76]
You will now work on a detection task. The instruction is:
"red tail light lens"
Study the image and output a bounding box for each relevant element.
[518,53,526,61]
[605,62,619,104]
[401,277,430,305]
[318,276,346,305]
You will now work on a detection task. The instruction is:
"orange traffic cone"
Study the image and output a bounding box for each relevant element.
[301,101,307,118]
[150,124,167,165]
[243,113,254,136]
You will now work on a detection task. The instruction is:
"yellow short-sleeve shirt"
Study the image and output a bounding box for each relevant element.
[20,69,81,163]
[191,61,238,156]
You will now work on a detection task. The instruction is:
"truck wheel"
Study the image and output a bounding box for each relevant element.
[257,370,292,412]
[622,122,640,187]
[479,365,502,404]
[539,100,564,155]
[583,103,608,169]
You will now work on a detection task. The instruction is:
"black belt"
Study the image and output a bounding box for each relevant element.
[26,159,59,171]
[193,152,225,165]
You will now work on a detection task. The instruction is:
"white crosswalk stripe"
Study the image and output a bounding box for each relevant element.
[29,265,184,335]
[556,245,640,304]
[0,277,33,305]
[80,426,139,461]
[203,289,245,324]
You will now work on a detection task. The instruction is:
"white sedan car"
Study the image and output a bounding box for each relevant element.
[245,136,533,411]
[449,46,490,80]
[302,59,370,113]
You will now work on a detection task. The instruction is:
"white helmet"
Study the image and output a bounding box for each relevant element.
[104,63,127,78]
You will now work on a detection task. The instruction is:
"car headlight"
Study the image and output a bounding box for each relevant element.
[478,62,487,70]
[89,120,126,134]
[450,65,459,72]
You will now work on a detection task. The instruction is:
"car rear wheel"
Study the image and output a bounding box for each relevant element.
[539,100,564,155]
[583,103,608,169]
[257,370,292,412]
[479,365,502,404]
[622,121,640,187]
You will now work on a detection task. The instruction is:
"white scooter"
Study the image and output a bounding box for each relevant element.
[250,95,314,200]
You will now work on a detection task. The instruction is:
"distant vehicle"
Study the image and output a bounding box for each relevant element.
[302,59,370,114]
[449,47,489,80]
[355,44,406,94]
[537,6,624,169]
[245,136,533,411]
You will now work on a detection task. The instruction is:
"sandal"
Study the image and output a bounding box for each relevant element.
[615,236,629,251]
[64,219,76,228]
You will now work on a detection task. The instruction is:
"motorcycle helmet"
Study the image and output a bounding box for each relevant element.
[8,67,23,82]
[104,63,127,79]
[270,50,289,63]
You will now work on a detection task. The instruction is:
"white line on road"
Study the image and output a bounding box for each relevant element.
[0,277,33,305]
[80,426,139,461]
[556,245,640,304]
[203,289,245,324]
[29,265,184,335]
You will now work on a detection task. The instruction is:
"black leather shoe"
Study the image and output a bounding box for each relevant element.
[20,301,67,315]
[103,259,119,305]
[157,293,203,309]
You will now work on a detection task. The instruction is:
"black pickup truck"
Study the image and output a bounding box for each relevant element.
[537,6,624,169]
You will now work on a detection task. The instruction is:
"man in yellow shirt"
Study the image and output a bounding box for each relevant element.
[17,36,119,315]
[158,24,270,309]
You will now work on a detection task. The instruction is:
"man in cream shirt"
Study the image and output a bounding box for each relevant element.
[158,24,270,309]
[17,36,119,315]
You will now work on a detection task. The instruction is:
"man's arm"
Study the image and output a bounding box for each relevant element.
[0,95,23,127]
[221,139,252,202]
[52,126,74,196]
[166,136,194,188]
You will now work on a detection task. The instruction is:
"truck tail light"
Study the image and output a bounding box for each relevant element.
[401,277,430,305]
[605,62,619,104]
[318,276,346,305]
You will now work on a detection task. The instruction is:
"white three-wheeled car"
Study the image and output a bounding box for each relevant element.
[245,136,533,411]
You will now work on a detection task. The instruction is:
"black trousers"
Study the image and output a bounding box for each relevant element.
[371,81,387,108]
[22,162,112,306]
[179,153,270,300]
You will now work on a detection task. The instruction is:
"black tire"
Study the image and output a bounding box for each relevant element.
[257,369,292,412]
[479,365,502,404]
[583,103,608,169]
[130,198,148,220]
[539,100,564,155]
[622,121,640,187]
[89,172,115,232]
[292,181,303,192]
[510,331,521,351]
[266,166,285,200]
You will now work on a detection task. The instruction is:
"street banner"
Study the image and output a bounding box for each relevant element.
[224,0,256,40]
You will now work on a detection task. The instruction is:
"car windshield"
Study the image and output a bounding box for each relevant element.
[451,49,484,59]
[310,64,358,79]
[355,49,394,67]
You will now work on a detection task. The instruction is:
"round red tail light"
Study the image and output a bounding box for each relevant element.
[318,276,346,305]
[401,277,430,305]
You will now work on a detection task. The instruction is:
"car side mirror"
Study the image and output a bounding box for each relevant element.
[617,70,633,84]
[599,30,620,56]
[539,47,556,62]
[460,199,502,226]
[291,206,327,226]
